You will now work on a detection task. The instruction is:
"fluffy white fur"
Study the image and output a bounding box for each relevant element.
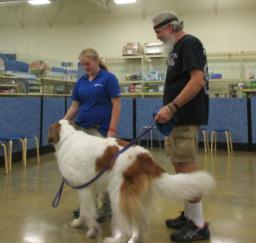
[50,119,215,243]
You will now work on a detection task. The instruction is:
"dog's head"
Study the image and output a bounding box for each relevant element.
[48,119,80,145]
[48,122,61,144]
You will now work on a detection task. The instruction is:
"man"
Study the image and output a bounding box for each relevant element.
[153,11,210,242]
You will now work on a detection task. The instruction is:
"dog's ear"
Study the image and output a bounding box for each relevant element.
[48,122,61,144]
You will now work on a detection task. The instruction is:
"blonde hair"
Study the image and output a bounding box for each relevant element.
[79,48,108,71]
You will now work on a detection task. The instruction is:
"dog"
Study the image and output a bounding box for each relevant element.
[48,119,215,243]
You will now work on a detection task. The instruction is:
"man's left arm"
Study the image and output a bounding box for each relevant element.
[155,70,205,123]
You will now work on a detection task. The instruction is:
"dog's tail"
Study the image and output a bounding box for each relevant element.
[153,171,215,201]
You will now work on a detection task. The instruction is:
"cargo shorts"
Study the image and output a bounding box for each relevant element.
[165,125,198,163]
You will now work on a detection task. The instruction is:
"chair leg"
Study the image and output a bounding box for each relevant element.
[214,132,217,151]
[206,132,210,152]
[210,131,215,153]
[228,131,233,153]
[19,139,26,168]
[1,143,8,174]
[34,137,40,164]
[24,138,27,167]
[202,131,207,152]
[224,131,230,154]
[150,130,153,150]
[8,140,13,171]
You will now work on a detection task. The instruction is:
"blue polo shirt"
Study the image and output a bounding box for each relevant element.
[71,69,121,136]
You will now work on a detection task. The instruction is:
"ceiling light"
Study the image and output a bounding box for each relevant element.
[28,0,51,5]
[114,0,136,5]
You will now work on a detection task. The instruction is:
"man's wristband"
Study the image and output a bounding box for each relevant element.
[172,101,180,110]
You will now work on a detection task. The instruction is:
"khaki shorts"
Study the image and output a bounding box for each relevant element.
[165,125,198,163]
[81,127,104,138]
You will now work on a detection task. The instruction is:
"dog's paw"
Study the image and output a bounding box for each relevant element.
[86,226,100,238]
[70,218,84,228]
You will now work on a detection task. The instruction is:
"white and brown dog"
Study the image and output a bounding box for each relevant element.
[48,119,215,243]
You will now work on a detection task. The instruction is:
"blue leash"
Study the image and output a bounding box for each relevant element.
[52,119,156,208]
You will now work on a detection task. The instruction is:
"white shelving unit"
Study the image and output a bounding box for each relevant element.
[105,51,256,98]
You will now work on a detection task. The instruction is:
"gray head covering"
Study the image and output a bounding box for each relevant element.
[152,11,183,31]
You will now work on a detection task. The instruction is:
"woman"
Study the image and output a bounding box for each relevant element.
[64,48,121,222]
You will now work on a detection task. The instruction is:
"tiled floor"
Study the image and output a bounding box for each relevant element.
[0,149,256,243]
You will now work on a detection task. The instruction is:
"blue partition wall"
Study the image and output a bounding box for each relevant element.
[42,97,65,146]
[0,97,41,151]
[205,98,248,143]
[118,98,133,139]
[251,98,256,144]
[136,98,164,140]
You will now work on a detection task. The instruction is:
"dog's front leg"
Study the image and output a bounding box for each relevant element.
[71,189,101,238]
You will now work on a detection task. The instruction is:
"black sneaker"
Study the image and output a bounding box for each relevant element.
[166,211,188,229]
[73,208,80,219]
[170,220,210,242]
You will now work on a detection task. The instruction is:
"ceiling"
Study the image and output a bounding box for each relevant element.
[0,0,255,28]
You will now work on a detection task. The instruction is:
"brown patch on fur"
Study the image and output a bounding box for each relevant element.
[120,152,164,217]
[116,139,130,147]
[48,122,61,144]
[95,145,119,172]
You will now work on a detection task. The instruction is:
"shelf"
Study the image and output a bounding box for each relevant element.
[209,79,240,82]
[119,81,142,84]
[143,80,165,84]
[144,55,166,58]
[41,78,76,84]
[0,84,17,88]
[122,92,142,96]
[105,56,143,61]
[143,92,162,96]
[241,89,256,92]
[0,75,37,81]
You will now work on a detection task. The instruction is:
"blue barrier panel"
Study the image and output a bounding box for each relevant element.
[42,97,65,146]
[0,97,41,151]
[118,98,133,139]
[136,98,163,140]
[251,98,256,144]
[205,98,248,143]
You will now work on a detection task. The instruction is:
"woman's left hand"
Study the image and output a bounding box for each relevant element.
[107,130,117,137]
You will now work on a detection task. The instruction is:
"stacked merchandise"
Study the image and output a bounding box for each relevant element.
[144,42,163,55]
[122,42,144,56]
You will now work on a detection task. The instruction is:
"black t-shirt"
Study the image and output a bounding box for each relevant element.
[164,34,209,125]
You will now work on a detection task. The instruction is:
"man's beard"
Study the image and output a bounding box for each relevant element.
[163,35,176,55]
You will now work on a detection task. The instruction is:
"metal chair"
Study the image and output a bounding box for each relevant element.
[139,126,162,149]
[210,129,233,154]
[0,136,26,171]
[0,135,40,171]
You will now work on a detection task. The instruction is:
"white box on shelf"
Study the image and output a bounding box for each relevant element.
[144,42,163,55]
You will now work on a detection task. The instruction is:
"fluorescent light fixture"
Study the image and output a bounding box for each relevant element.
[28,0,51,5]
[114,0,136,4]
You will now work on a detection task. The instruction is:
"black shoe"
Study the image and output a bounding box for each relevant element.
[170,220,210,242]
[166,211,188,229]
[73,208,80,219]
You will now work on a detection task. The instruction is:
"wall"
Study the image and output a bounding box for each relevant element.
[0,3,256,62]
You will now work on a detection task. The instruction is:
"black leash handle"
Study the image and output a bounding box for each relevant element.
[52,119,156,208]
[52,180,65,208]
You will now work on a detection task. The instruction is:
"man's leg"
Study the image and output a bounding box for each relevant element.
[166,126,210,242]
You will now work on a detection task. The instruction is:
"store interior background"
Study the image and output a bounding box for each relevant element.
[0,0,256,61]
